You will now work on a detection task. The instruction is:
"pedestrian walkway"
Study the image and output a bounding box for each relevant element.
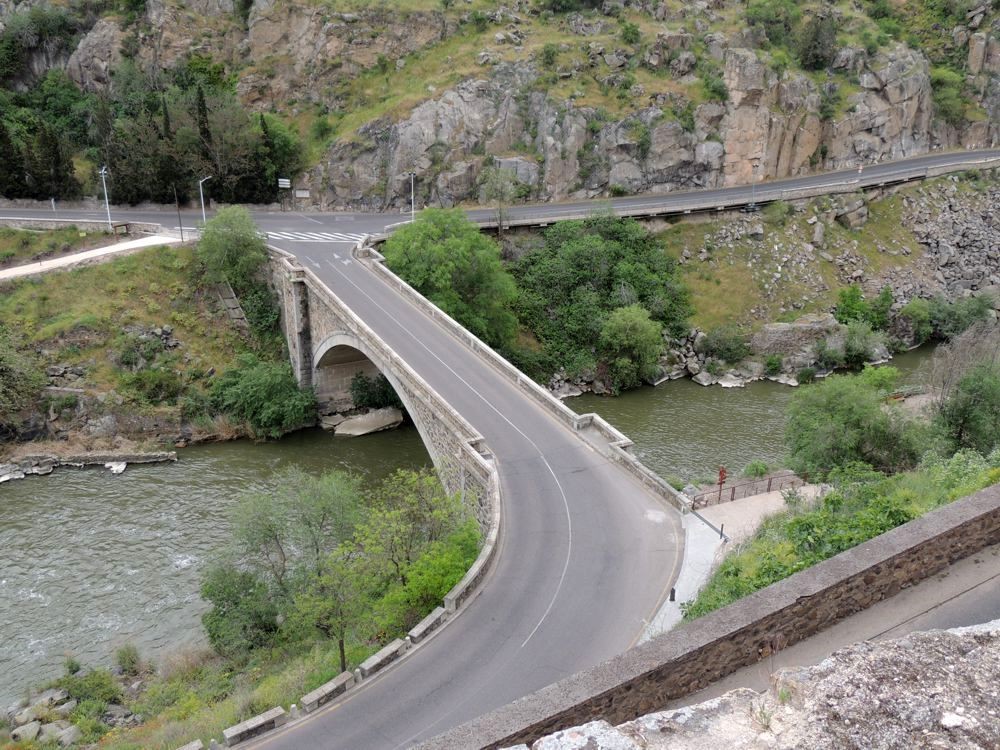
[265,230,367,243]
[0,234,181,282]
[641,484,822,642]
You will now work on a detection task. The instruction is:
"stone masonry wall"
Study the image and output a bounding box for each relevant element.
[424,482,1000,749]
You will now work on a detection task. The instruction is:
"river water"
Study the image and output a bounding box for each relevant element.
[0,348,932,705]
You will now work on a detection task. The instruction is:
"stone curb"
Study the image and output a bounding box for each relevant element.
[221,707,287,747]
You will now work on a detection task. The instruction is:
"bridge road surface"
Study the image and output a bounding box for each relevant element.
[243,236,685,749]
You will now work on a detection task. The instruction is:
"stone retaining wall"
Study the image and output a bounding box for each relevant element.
[424,482,1000,749]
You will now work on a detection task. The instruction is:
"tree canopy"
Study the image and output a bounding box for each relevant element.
[382,209,518,348]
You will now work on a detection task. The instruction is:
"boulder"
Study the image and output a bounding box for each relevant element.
[57,724,82,747]
[692,370,717,386]
[334,408,404,436]
[320,414,346,430]
[11,721,40,742]
[751,314,844,357]
[66,18,123,92]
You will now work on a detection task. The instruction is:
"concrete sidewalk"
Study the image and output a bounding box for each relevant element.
[641,485,822,642]
[0,234,181,281]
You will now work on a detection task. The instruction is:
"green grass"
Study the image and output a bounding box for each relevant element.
[0,226,110,267]
[0,241,248,404]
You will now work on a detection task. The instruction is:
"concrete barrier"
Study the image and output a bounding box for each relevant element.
[299,672,355,713]
[408,606,447,644]
[358,638,409,679]
[174,740,204,750]
[222,707,287,747]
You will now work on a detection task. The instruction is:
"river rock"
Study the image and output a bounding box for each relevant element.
[57,724,82,747]
[105,462,127,474]
[751,314,843,357]
[11,721,40,742]
[552,382,583,400]
[717,373,745,388]
[334,407,404,436]
[692,370,717,386]
[53,699,77,718]
[320,414,346,430]
[38,721,71,743]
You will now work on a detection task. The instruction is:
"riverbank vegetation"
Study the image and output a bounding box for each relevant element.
[6,467,478,750]
[0,212,311,451]
[0,226,110,268]
[683,322,1000,620]
[385,210,692,392]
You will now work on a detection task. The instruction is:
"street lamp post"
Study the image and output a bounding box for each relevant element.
[406,172,416,223]
[749,158,760,210]
[98,166,112,232]
[198,175,213,224]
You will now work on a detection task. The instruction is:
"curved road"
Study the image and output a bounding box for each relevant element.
[2,149,999,748]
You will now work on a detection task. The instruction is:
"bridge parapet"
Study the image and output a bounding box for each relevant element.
[356,241,691,514]
[269,248,501,612]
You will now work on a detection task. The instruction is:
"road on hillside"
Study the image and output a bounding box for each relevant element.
[1,148,998,241]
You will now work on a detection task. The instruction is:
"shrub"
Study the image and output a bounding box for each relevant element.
[209,353,316,439]
[703,325,749,364]
[797,366,816,384]
[540,43,559,68]
[746,0,801,46]
[599,305,665,391]
[930,66,966,126]
[764,354,783,376]
[239,283,281,338]
[929,295,992,340]
[58,668,123,704]
[64,656,82,675]
[814,339,845,370]
[620,21,640,45]
[937,363,1000,455]
[763,200,791,226]
[843,319,884,369]
[122,367,184,404]
[796,14,838,71]
[350,372,403,410]
[743,460,769,478]
[115,643,142,676]
[197,207,268,292]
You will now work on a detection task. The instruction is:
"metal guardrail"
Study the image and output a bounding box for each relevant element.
[691,472,805,510]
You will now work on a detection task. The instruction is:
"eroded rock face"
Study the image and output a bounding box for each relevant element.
[66,18,123,92]
[509,621,1000,750]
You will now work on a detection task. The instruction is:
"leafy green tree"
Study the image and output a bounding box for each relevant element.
[26,122,79,199]
[383,209,518,347]
[512,215,690,383]
[937,363,1000,455]
[0,326,44,434]
[930,66,966,126]
[197,206,268,290]
[796,14,838,70]
[481,165,520,236]
[599,305,663,391]
[209,353,316,438]
[785,373,920,477]
[200,564,280,659]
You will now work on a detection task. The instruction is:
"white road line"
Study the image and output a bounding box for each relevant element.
[267,232,298,239]
[322,259,573,652]
[296,212,324,225]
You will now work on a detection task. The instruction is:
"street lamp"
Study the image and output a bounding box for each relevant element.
[749,157,761,210]
[406,172,416,223]
[198,175,213,224]
[98,166,112,232]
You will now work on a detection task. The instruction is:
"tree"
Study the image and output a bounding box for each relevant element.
[201,563,280,659]
[481,165,519,237]
[26,122,79,199]
[0,120,26,198]
[599,305,664,391]
[0,326,44,434]
[746,0,802,46]
[382,209,518,347]
[785,374,920,477]
[209,353,316,438]
[797,14,838,71]
[937,363,1000,455]
[197,205,268,291]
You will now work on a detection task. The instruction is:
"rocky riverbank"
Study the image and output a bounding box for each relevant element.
[0,451,176,484]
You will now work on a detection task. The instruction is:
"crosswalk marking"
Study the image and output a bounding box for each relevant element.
[266,230,367,243]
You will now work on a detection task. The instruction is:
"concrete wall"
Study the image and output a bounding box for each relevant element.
[425,482,1000,749]
[312,342,380,412]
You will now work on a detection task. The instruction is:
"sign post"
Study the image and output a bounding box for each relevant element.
[717,466,727,503]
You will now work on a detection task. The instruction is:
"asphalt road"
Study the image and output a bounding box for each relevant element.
[243,235,682,749]
[1,148,998,239]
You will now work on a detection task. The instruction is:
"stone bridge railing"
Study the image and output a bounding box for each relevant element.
[355,240,692,514]
[269,247,501,615]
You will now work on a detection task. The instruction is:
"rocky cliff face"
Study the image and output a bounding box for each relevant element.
[307,37,991,210]
[505,620,1000,750]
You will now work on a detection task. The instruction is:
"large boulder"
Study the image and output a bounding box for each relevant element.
[751,314,844,360]
[334,407,404,436]
[66,18,123,92]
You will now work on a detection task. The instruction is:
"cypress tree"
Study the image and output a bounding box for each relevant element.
[0,120,26,198]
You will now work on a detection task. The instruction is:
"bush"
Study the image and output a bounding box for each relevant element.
[201,564,281,659]
[197,207,268,292]
[797,366,816,384]
[0,325,45,432]
[122,367,184,404]
[930,66,966,126]
[209,353,316,438]
[743,460,769,478]
[785,373,920,477]
[116,643,142,676]
[814,339,845,370]
[763,200,791,226]
[64,656,82,675]
[796,14,838,70]
[599,304,664,392]
[350,372,403,410]
[620,21,640,45]
[929,295,992,340]
[540,43,559,68]
[843,319,885,369]
[937,363,1000,455]
[746,0,802,46]
[58,669,123,704]
[764,354,783,376]
[239,283,281,339]
[703,325,749,364]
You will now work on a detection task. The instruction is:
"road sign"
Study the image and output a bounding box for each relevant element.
[295,189,310,198]
[277,178,291,188]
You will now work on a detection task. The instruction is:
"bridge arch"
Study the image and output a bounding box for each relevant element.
[312,332,447,482]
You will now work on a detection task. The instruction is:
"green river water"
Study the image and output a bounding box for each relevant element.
[0,347,932,705]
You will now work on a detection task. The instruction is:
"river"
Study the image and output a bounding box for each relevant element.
[0,347,933,706]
